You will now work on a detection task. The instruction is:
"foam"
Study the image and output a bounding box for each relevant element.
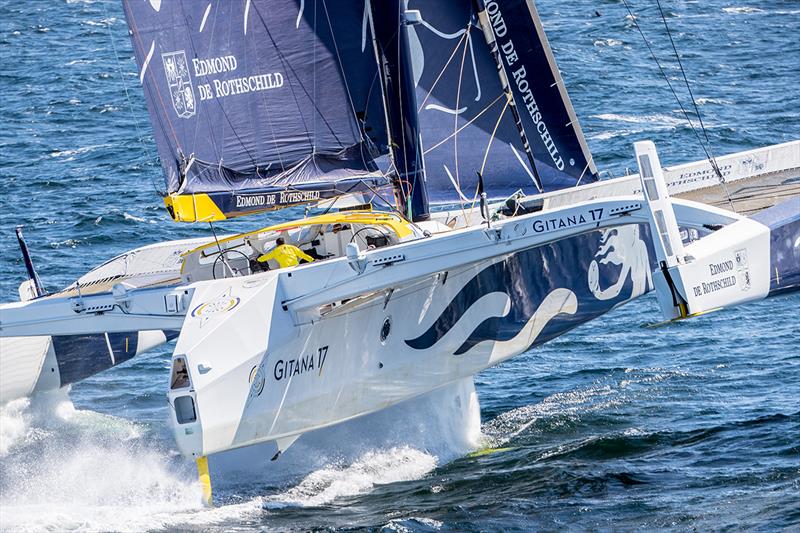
[722,7,765,14]
[0,397,33,457]
[0,391,206,532]
[1,378,482,529]
[263,446,438,508]
[223,377,482,508]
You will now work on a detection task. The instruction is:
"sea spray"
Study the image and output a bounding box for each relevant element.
[0,397,34,457]
[0,390,206,532]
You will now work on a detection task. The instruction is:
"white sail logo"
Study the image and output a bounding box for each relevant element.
[162,50,196,119]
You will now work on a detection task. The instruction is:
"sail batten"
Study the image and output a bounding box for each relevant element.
[123,0,389,221]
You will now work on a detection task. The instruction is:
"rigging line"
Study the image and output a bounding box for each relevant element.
[654,0,735,211]
[361,178,399,213]
[416,32,469,113]
[479,97,511,178]
[423,93,505,154]
[318,189,341,216]
[320,1,374,173]
[314,176,388,216]
[101,3,154,186]
[621,0,734,209]
[250,20,287,173]
[453,24,471,194]
[467,90,512,216]
[574,160,591,187]
[655,0,710,145]
[453,26,483,226]
[250,3,344,148]
[467,105,513,212]
[377,17,411,202]
[466,30,482,102]
[123,3,183,168]
[320,0,362,140]
[207,221,235,277]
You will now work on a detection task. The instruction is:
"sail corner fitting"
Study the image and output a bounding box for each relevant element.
[164,193,227,223]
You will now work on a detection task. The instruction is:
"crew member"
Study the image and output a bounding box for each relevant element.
[257,237,315,268]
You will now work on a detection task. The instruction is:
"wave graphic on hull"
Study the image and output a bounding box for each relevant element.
[405,257,578,355]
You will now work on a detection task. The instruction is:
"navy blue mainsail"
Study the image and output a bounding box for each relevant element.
[408,0,597,204]
[123,0,389,220]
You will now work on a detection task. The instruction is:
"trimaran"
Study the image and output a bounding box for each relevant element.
[1,0,798,505]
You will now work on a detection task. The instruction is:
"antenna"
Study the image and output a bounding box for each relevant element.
[15,226,46,298]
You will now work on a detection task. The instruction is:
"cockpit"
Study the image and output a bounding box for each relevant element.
[180,210,421,283]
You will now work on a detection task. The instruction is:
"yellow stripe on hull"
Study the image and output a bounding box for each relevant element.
[467,446,516,458]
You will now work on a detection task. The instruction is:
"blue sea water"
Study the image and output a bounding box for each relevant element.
[0,1,798,531]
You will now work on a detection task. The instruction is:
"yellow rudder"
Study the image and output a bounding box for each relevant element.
[196,456,213,507]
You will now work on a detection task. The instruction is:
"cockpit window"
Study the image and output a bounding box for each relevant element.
[171,357,190,389]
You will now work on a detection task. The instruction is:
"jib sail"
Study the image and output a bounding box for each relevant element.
[407,0,597,204]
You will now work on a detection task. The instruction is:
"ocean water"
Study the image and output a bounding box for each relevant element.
[1,1,798,531]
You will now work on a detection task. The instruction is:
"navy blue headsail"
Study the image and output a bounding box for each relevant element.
[122,0,389,221]
[408,0,597,204]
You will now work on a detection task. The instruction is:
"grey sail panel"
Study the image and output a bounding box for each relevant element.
[408,0,597,205]
[122,0,389,218]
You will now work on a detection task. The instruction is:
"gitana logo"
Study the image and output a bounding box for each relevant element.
[162,50,196,119]
[247,364,266,399]
[191,288,240,327]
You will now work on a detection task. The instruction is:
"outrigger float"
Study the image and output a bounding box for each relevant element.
[1,0,798,505]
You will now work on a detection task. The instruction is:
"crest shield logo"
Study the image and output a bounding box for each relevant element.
[161,50,196,119]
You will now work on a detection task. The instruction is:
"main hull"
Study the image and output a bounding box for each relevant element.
[163,145,800,462]
[171,220,661,458]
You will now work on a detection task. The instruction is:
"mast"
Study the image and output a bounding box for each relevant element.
[370,0,430,222]
[15,226,46,298]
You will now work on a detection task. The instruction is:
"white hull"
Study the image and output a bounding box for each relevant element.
[162,141,798,459]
